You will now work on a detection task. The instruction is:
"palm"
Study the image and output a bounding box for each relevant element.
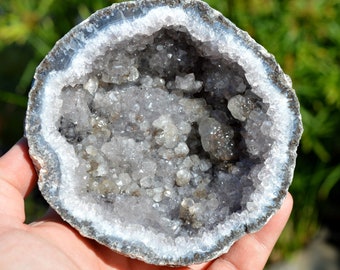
[0,139,292,270]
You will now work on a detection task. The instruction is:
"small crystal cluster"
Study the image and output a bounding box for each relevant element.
[25,0,302,266]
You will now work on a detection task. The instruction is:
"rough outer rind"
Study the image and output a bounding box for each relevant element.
[25,0,303,266]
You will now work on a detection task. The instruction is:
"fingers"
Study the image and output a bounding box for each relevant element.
[208,193,293,270]
[0,137,37,198]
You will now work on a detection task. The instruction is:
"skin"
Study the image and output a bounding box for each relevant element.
[0,138,293,270]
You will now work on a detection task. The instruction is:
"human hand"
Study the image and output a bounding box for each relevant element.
[0,138,292,270]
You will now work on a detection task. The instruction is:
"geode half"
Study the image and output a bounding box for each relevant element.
[25,0,302,266]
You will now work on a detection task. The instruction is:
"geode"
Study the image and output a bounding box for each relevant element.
[25,0,302,266]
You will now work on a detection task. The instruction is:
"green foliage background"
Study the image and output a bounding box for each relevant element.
[0,0,339,263]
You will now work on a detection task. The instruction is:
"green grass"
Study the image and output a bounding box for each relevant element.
[1,0,340,263]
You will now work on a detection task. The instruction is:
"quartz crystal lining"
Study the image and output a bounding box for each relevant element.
[25,0,303,266]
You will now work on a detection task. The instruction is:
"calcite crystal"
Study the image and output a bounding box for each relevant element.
[25,0,303,266]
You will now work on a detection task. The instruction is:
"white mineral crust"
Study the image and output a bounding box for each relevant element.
[25,0,302,266]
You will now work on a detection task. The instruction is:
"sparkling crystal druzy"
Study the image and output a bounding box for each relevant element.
[25,0,303,266]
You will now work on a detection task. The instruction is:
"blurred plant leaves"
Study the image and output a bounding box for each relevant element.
[0,0,56,46]
[0,0,340,262]
[0,90,27,107]
[319,166,340,200]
